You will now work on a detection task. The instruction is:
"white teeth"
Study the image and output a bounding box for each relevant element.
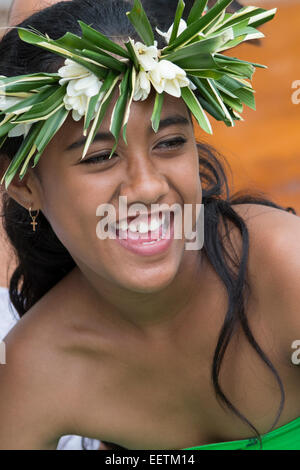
[138,222,149,234]
[128,222,138,232]
[119,220,129,231]
[116,213,166,234]
[149,214,164,231]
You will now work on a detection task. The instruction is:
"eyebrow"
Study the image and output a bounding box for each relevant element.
[66,114,190,151]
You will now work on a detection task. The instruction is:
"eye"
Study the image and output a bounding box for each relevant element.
[81,152,118,165]
[155,137,187,150]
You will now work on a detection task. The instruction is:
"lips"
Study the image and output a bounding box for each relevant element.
[113,212,175,257]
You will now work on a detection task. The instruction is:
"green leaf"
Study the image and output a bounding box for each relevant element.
[0,92,34,99]
[233,87,255,110]
[124,39,140,70]
[205,6,276,40]
[0,114,14,127]
[205,78,234,125]
[218,90,243,113]
[181,86,212,134]
[82,49,127,74]
[213,82,240,99]
[151,92,164,133]
[227,106,243,122]
[109,68,130,155]
[202,9,226,36]
[189,76,231,124]
[245,7,277,29]
[18,27,73,54]
[18,27,108,80]
[0,74,59,93]
[0,121,44,189]
[123,67,137,145]
[216,34,253,52]
[164,0,234,50]
[0,120,17,138]
[197,95,229,123]
[126,0,154,46]
[214,57,255,79]
[163,29,233,64]
[19,143,38,179]
[82,71,120,159]
[0,73,59,87]
[214,53,266,70]
[215,75,253,101]
[164,52,218,71]
[54,31,109,56]
[33,107,69,163]
[12,85,66,123]
[79,21,130,59]
[213,6,265,31]
[187,0,208,25]
[84,89,104,135]
[0,87,54,116]
[186,69,225,79]
[0,135,8,149]
[169,0,186,45]
[29,108,69,171]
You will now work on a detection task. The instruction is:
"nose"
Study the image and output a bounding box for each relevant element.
[119,153,170,206]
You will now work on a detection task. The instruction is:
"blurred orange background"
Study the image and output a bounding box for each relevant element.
[0,0,299,287]
[196,0,300,213]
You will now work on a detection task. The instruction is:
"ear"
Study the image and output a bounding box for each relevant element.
[0,158,43,212]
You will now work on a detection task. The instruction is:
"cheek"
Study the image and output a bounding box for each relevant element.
[40,170,125,270]
[39,170,104,244]
[173,148,202,204]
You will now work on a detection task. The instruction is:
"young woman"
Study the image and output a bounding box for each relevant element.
[0,0,300,451]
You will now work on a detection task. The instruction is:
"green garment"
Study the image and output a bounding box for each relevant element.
[182,416,300,450]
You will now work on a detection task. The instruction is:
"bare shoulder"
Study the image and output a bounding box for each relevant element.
[228,202,300,347]
[0,269,111,449]
[0,295,79,449]
[216,202,297,284]
[231,202,300,288]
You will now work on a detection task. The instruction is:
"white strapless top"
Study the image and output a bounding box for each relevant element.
[0,286,101,450]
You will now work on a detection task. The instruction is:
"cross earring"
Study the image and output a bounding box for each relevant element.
[29,207,40,232]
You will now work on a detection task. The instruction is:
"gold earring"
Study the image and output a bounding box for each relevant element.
[28,207,40,232]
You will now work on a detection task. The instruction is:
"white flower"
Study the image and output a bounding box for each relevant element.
[149,60,190,98]
[156,19,187,45]
[58,59,103,121]
[0,96,32,138]
[63,94,89,121]
[132,40,159,72]
[133,70,151,101]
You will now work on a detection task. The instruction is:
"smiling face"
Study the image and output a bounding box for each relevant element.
[23,89,202,293]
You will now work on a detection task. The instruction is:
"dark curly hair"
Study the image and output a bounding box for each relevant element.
[0,0,296,451]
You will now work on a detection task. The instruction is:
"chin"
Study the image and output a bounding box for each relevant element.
[118,263,180,294]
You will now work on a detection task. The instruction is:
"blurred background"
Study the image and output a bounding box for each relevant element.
[0,0,299,287]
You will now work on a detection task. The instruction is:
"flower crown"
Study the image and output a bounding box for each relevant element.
[0,0,276,189]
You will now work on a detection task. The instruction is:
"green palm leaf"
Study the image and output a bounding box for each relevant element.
[126,0,154,46]
[181,86,212,134]
[1,121,44,189]
[151,92,164,133]
[187,0,208,25]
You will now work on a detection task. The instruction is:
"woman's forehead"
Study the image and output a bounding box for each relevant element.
[61,91,192,148]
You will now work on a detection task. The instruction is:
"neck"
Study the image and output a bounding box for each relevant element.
[73,250,206,341]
